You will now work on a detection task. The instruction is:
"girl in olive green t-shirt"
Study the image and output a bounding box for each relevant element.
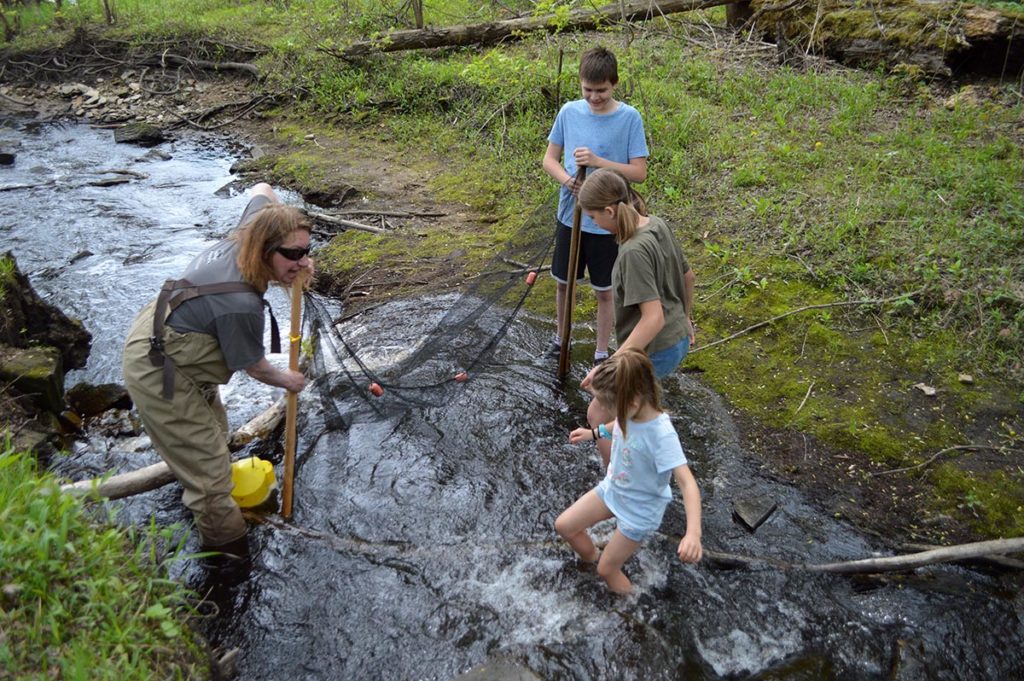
[576,168,696,468]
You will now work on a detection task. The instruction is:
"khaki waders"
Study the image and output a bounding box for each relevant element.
[122,298,246,548]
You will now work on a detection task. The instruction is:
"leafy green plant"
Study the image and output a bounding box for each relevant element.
[0,442,206,679]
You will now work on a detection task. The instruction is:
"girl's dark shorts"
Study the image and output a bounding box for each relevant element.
[550,222,618,291]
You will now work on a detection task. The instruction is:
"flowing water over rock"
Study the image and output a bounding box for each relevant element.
[2,121,1022,680]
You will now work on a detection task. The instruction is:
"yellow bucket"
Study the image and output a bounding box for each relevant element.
[230,457,277,508]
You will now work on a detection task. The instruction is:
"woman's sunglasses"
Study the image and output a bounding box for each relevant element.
[275,246,311,261]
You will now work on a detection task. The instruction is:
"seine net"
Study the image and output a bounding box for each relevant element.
[302,190,561,432]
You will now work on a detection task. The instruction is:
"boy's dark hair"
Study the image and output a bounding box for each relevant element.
[579,47,618,85]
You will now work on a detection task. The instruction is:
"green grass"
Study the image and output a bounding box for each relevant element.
[0,254,14,300]
[0,441,208,680]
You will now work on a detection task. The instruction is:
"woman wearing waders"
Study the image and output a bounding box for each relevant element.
[122,183,310,566]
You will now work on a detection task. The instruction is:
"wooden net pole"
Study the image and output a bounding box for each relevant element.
[558,165,588,378]
[281,272,305,519]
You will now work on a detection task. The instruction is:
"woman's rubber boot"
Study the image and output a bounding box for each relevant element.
[200,533,252,587]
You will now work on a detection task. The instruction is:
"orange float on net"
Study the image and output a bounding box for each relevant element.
[369,382,384,397]
[454,371,469,383]
[525,271,538,286]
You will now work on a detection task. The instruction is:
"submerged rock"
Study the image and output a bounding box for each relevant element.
[113,122,167,147]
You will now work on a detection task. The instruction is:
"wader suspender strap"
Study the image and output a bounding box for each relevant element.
[148,278,282,399]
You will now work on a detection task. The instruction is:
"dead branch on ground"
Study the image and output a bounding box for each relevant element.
[704,537,1024,574]
[691,289,925,354]
[308,210,386,234]
[870,445,1024,477]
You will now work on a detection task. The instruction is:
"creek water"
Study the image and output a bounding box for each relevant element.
[2,121,1022,680]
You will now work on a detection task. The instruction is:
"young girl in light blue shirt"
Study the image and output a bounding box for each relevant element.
[555,348,703,594]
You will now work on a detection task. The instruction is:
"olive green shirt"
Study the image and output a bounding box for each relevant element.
[612,216,691,354]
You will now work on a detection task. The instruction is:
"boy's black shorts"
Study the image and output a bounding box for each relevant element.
[550,222,618,291]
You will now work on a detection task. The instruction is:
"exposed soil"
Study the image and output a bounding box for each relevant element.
[3,67,1020,551]
[734,410,967,546]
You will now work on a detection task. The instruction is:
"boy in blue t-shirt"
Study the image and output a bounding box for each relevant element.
[542,46,649,364]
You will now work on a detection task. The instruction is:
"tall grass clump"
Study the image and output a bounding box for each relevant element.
[0,442,208,680]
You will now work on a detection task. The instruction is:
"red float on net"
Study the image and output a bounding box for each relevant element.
[369,382,384,397]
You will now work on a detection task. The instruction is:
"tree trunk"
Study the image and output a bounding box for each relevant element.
[757,1,1024,77]
[726,1,753,29]
[101,0,114,25]
[411,0,424,29]
[341,0,733,58]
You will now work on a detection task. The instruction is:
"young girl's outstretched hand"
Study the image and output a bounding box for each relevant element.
[569,426,594,444]
[673,463,704,564]
[677,532,703,563]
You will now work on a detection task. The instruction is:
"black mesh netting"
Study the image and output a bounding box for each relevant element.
[303,189,561,432]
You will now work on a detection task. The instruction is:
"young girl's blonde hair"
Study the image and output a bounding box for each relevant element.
[233,204,312,292]
[589,347,663,439]
[577,168,647,243]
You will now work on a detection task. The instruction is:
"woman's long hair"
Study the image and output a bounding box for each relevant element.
[577,168,647,244]
[588,347,663,439]
[233,204,311,292]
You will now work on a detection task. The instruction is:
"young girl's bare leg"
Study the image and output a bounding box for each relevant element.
[596,529,642,594]
[555,489,612,563]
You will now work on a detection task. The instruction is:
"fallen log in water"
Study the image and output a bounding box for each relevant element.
[705,537,1024,574]
[60,397,286,500]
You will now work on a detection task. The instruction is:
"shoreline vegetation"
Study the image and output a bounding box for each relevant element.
[0,443,209,679]
[2,1,1023,678]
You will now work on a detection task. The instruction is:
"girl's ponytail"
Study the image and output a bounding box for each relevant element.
[578,168,647,244]
[588,348,663,439]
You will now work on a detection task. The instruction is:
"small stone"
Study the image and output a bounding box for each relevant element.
[958,373,974,384]
[732,496,778,532]
[913,382,937,396]
[66,382,132,417]
[2,583,23,604]
[119,435,152,453]
[138,149,172,162]
[113,122,166,147]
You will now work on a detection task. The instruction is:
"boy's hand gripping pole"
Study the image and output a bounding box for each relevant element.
[558,165,587,379]
[281,272,305,519]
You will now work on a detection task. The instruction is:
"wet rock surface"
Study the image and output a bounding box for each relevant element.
[66,381,132,418]
[0,251,92,370]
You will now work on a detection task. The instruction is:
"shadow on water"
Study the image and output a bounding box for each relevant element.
[4,122,1022,680]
